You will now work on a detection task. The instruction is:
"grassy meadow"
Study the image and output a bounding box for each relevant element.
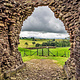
[22,56,68,66]
[18,47,70,57]
[18,39,50,48]
[18,38,70,66]
[18,38,66,48]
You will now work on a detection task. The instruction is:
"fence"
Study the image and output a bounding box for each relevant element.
[21,48,70,58]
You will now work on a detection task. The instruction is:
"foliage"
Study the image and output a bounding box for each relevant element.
[31,37,35,41]
[32,42,36,45]
[25,42,28,45]
[55,40,70,47]
[42,42,47,46]
[18,39,49,48]
[18,38,70,66]
[41,39,70,47]
[36,43,40,47]
[25,42,28,47]
[18,38,70,48]
[53,39,55,41]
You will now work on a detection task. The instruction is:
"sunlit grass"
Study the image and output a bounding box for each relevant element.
[22,56,68,66]
[18,47,70,66]
[18,39,49,48]
[18,47,70,57]
[18,39,65,48]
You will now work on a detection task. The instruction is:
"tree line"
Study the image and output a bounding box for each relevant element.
[36,39,70,47]
[25,39,70,47]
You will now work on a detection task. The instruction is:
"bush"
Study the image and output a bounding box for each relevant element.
[32,42,35,45]
[41,39,70,47]
[25,42,28,47]
[36,43,40,47]
[42,42,47,46]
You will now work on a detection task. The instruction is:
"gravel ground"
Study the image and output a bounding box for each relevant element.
[9,59,67,80]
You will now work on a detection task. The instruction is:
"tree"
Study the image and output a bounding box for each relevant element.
[51,42,55,46]
[32,42,35,46]
[36,43,40,47]
[31,37,35,41]
[25,42,28,47]
[52,39,55,41]
[42,42,47,46]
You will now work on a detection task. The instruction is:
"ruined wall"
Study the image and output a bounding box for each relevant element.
[0,0,80,79]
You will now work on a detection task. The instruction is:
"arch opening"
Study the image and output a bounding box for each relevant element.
[0,0,80,79]
[18,5,71,72]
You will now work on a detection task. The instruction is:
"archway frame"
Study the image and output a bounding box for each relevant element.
[0,0,80,79]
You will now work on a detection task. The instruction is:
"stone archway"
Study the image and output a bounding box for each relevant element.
[0,0,80,79]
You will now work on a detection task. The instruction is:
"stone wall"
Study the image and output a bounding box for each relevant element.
[0,0,80,79]
[0,63,26,80]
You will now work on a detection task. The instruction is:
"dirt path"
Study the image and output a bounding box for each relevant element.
[24,59,67,80]
[10,59,67,80]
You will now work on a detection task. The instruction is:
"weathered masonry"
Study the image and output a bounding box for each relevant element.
[0,0,80,80]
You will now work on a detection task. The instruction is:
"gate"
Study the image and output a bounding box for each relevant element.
[22,47,70,57]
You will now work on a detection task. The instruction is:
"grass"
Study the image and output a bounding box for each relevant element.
[55,39,63,41]
[18,39,49,48]
[18,39,70,66]
[22,56,68,66]
[18,47,70,66]
[18,47,70,57]
[18,39,65,48]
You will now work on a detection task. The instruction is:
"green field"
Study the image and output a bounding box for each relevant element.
[18,38,70,66]
[18,39,49,48]
[18,47,70,57]
[18,47,70,66]
[18,39,66,48]
[22,56,68,66]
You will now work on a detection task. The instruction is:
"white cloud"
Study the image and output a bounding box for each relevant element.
[20,31,69,39]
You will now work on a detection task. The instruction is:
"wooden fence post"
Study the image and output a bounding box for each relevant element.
[30,50,31,56]
[37,49,38,56]
[24,51,25,56]
[48,48,49,56]
[42,48,43,56]
[64,51,66,57]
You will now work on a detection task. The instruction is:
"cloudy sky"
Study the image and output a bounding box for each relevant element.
[20,6,69,39]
